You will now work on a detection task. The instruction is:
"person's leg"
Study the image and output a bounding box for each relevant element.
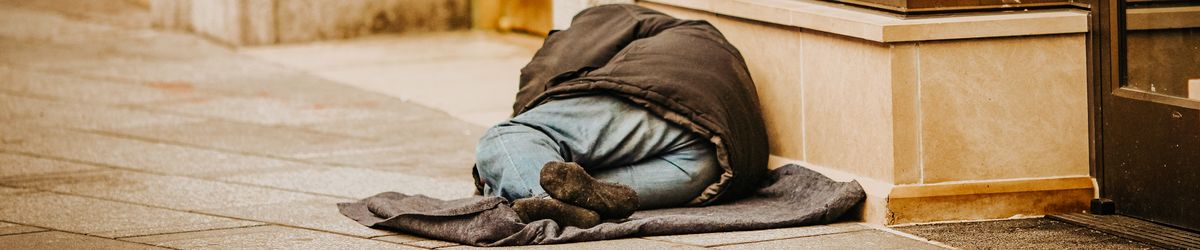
[474,122,564,202]
[510,95,720,210]
[480,95,719,214]
[590,139,721,209]
[509,95,699,171]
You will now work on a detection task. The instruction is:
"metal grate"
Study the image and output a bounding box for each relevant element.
[1048,213,1200,250]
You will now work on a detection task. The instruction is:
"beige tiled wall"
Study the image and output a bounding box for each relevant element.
[915,34,1089,183]
[651,3,814,163]
[653,2,900,182]
[640,1,1092,224]
[711,17,808,162]
[641,1,1091,224]
[667,6,900,184]
[801,32,896,183]
[889,43,921,185]
[644,2,1090,185]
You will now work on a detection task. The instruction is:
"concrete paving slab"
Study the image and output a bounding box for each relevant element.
[290,137,477,179]
[444,238,705,249]
[0,7,416,114]
[301,113,483,141]
[6,170,329,211]
[242,32,539,127]
[0,46,361,109]
[0,192,261,238]
[0,93,200,130]
[0,186,38,197]
[314,57,525,127]
[0,6,281,93]
[714,229,946,250]
[201,199,399,238]
[0,6,153,50]
[0,221,46,236]
[301,146,475,179]
[124,225,419,250]
[88,62,407,109]
[219,167,475,200]
[0,0,151,29]
[292,121,477,178]
[0,231,164,250]
[296,120,479,178]
[645,222,870,247]
[295,105,452,138]
[0,67,205,105]
[0,128,317,177]
[0,152,98,179]
[240,32,534,72]
[109,119,388,158]
[286,143,462,160]
[895,218,1155,250]
[0,35,223,74]
[17,57,314,101]
[149,95,417,127]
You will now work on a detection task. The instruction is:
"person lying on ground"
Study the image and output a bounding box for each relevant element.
[472,4,769,228]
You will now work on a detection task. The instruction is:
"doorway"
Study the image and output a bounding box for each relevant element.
[1094,0,1200,232]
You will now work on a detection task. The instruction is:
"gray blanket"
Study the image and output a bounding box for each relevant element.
[338,164,865,246]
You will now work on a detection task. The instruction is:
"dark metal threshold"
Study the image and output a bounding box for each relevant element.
[1048,213,1200,250]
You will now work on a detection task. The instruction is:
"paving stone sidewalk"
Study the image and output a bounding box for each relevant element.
[0,1,949,249]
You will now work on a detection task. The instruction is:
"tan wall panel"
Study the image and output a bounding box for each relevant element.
[917,34,1089,183]
[802,32,895,183]
[890,43,921,185]
[713,17,807,162]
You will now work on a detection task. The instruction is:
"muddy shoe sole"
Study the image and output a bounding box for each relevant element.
[540,161,639,219]
[511,197,600,228]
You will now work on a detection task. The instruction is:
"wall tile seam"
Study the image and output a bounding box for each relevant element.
[914,42,923,185]
[799,27,808,162]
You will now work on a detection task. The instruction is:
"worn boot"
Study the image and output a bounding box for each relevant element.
[511,196,601,228]
[540,161,639,219]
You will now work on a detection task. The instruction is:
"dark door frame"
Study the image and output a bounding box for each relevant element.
[1091,0,1200,231]
[1089,0,1120,201]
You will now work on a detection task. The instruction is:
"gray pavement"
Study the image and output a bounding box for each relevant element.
[0,1,951,249]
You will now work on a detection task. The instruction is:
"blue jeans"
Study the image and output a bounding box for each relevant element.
[475,95,721,209]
